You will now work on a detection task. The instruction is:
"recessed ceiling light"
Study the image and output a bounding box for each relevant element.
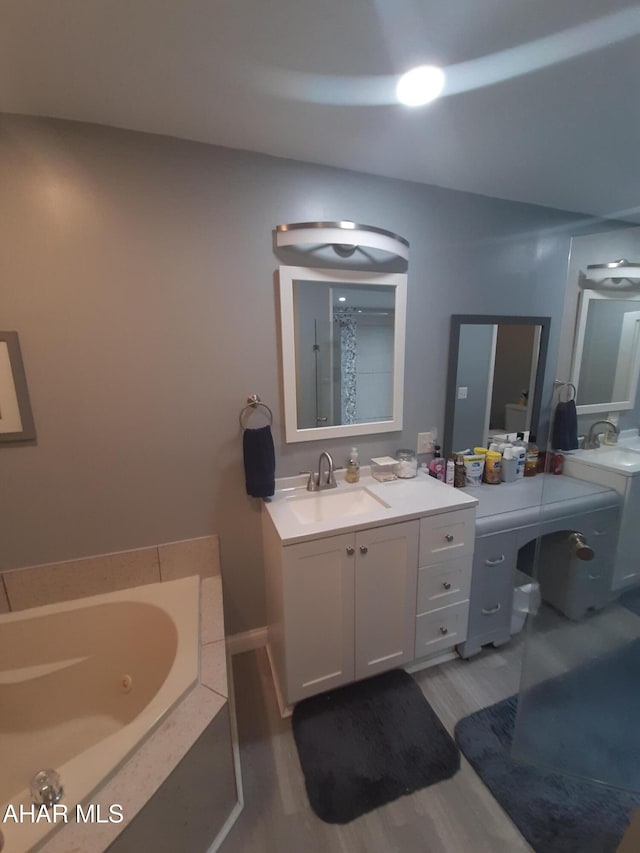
[338,296,347,302]
[396,65,445,107]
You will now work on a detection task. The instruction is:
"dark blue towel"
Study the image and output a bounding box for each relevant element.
[552,399,579,450]
[243,425,276,498]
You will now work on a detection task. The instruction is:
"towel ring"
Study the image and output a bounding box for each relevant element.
[553,380,576,402]
[239,395,273,430]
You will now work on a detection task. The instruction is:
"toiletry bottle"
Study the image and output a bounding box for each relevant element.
[500,447,517,482]
[483,450,502,484]
[524,435,539,477]
[453,453,466,488]
[346,447,360,483]
[514,433,526,479]
[446,458,455,486]
[428,445,446,481]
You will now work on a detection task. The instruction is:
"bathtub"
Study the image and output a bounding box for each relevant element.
[0,575,200,853]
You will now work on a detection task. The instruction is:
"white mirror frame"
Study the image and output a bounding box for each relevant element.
[279,265,407,443]
[571,288,640,414]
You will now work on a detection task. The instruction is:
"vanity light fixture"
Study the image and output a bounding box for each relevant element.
[584,259,640,289]
[275,221,409,262]
[396,65,445,107]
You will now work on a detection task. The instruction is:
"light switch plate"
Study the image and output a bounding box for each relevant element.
[417,431,434,454]
[457,386,468,399]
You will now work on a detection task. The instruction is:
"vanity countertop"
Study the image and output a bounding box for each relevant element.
[464,473,621,536]
[264,469,478,545]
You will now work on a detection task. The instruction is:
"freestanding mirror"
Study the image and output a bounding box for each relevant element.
[443,315,551,457]
[279,265,407,443]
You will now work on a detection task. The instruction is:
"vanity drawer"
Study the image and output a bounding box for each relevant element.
[466,531,518,641]
[419,508,475,566]
[416,556,472,615]
[415,600,469,658]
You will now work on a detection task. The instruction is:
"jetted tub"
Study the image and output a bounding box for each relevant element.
[0,576,200,853]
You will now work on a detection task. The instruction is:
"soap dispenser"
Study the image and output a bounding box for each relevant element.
[346,447,360,483]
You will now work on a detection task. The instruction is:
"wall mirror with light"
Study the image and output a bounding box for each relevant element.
[443,315,551,457]
[279,265,407,443]
[570,289,640,415]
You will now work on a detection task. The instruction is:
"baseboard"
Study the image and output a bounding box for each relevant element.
[226,626,268,656]
[265,643,294,719]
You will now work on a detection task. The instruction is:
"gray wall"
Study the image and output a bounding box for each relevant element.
[0,115,624,634]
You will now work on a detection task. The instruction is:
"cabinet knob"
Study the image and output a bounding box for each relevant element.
[445,534,454,542]
[359,545,368,555]
[443,581,452,590]
[346,547,355,556]
[439,626,448,635]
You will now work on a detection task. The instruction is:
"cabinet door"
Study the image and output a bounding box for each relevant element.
[465,530,518,650]
[354,520,419,680]
[282,533,355,703]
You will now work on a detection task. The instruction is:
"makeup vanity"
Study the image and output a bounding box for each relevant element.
[457,474,621,658]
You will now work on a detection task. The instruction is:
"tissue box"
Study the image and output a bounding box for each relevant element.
[371,456,398,482]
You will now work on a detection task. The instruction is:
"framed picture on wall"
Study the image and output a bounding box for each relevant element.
[0,331,36,442]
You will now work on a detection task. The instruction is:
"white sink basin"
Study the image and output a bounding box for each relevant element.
[568,444,640,474]
[286,487,390,525]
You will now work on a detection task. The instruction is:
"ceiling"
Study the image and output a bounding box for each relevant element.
[2,0,640,221]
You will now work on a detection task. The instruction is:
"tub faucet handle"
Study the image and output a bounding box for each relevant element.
[29,768,63,807]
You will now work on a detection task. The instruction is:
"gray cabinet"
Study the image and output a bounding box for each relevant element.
[458,479,621,659]
[458,530,517,658]
[535,507,618,621]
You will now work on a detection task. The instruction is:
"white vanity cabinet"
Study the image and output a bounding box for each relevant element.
[263,518,419,708]
[563,454,640,590]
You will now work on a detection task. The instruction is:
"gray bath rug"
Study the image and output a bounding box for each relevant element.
[291,669,460,824]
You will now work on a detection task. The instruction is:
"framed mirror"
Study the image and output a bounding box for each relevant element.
[570,289,640,415]
[279,265,407,443]
[443,315,551,457]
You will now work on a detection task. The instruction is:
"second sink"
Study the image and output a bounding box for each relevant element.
[286,487,390,525]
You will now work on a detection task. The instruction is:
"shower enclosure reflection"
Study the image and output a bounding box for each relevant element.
[295,283,395,429]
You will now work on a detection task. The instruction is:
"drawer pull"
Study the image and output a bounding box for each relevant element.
[445,534,454,542]
[484,555,505,566]
[442,581,452,590]
[346,547,355,556]
[588,573,602,581]
[359,545,368,555]
[439,626,449,635]
[592,530,607,537]
[481,603,501,615]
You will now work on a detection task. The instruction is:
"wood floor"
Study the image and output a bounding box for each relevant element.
[221,601,640,853]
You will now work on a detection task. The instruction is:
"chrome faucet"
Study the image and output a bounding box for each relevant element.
[307,451,337,491]
[585,420,619,449]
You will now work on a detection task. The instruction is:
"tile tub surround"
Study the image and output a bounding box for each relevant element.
[40,575,240,853]
[2,534,220,612]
